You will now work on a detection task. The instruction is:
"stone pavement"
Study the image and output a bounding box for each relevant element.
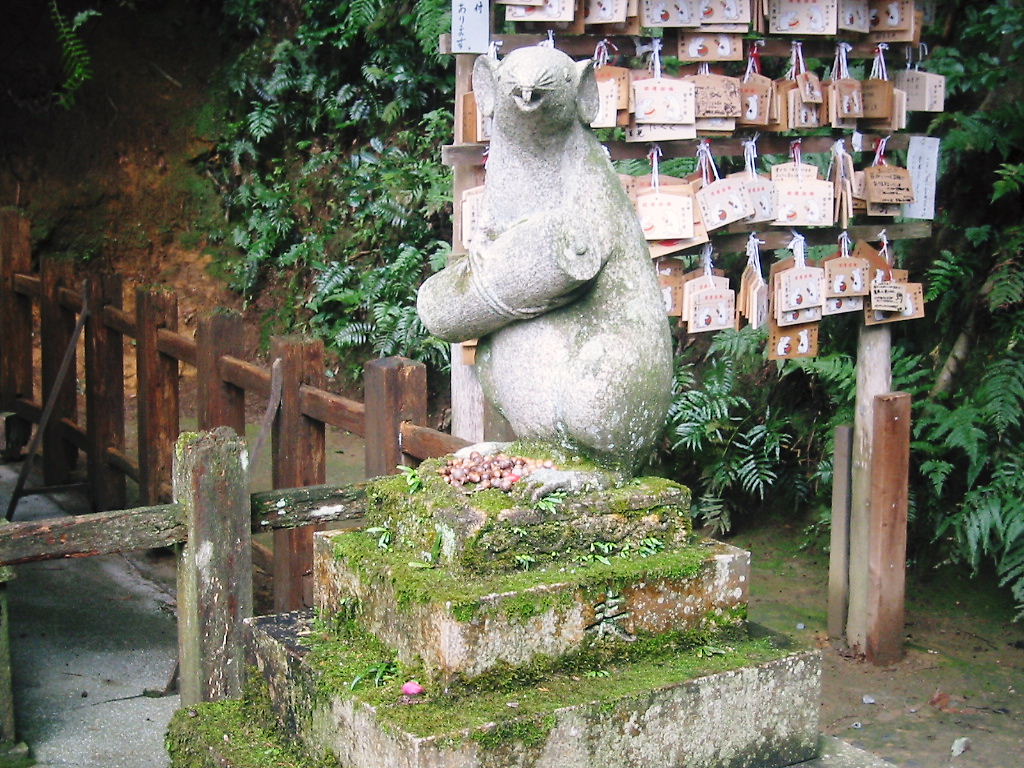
[3,464,179,767]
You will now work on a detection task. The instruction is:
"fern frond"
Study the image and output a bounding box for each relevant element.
[976,356,1024,433]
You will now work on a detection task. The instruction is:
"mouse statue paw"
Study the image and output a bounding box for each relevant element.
[523,468,622,503]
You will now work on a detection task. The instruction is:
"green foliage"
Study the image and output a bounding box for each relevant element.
[205,0,454,373]
[50,2,100,109]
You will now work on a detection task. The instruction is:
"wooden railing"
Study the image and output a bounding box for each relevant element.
[0,209,468,608]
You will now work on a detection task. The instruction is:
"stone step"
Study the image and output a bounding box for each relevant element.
[314,529,750,682]
[245,610,823,768]
[363,462,693,574]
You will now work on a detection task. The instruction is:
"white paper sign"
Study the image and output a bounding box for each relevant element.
[452,0,490,53]
[902,135,940,220]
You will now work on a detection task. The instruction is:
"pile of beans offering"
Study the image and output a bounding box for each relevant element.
[441,452,556,492]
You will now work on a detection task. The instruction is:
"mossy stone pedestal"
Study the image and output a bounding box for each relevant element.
[241,467,822,768]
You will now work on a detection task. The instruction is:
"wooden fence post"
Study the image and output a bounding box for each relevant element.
[270,336,325,611]
[40,257,78,484]
[196,311,246,434]
[866,392,912,665]
[846,324,892,653]
[364,357,428,478]
[174,428,252,705]
[0,211,33,461]
[136,288,179,505]
[85,274,126,512]
[827,425,854,641]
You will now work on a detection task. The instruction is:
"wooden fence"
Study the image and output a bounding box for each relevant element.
[0,209,467,609]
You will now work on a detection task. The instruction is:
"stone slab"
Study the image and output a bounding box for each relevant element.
[246,610,822,768]
[314,529,750,681]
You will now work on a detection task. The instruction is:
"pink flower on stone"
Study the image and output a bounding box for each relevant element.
[401,680,425,696]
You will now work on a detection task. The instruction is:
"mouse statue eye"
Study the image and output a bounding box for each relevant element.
[564,71,572,83]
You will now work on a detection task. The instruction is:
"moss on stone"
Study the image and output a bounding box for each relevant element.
[302,620,792,745]
[331,528,709,623]
[359,465,694,575]
[165,672,334,768]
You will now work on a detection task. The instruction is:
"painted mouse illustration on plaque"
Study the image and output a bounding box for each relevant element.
[417,46,673,483]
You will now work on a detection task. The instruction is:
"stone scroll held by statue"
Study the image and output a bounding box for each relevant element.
[417,45,673,475]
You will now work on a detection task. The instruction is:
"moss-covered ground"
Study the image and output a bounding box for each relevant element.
[166,673,334,768]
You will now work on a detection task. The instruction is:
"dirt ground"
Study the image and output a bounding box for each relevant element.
[729,520,1024,768]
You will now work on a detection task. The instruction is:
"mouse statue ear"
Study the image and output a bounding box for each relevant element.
[473,55,498,118]
[575,59,599,125]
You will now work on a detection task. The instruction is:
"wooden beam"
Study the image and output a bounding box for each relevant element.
[399,422,470,461]
[866,392,911,665]
[174,428,252,705]
[156,328,198,367]
[0,504,185,565]
[0,211,34,462]
[251,483,369,531]
[442,134,916,167]
[364,357,428,477]
[270,336,326,611]
[298,385,365,435]
[219,355,272,398]
[196,312,246,434]
[846,324,892,654]
[85,274,127,512]
[828,425,853,641]
[136,288,180,504]
[40,258,79,484]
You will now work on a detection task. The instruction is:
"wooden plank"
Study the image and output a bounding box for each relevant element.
[85,274,127,512]
[57,416,87,449]
[196,312,246,434]
[174,428,252,705]
[57,285,83,312]
[399,422,470,461]
[364,357,428,478]
[10,272,40,298]
[270,336,326,611]
[440,33,890,60]
[106,447,140,481]
[442,134,915,167]
[101,305,136,337]
[298,385,365,435]
[845,324,892,655]
[251,482,369,531]
[0,211,34,460]
[157,328,198,367]
[866,392,911,666]
[0,504,185,565]
[136,288,180,505]
[828,425,854,641]
[40,257,79,484]
[714,222,931,255]
[219,355,272,398]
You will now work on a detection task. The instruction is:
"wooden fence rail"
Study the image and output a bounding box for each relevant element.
[0,209,467,608]
[0,428,368,704]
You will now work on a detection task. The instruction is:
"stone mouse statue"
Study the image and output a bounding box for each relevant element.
[417,45,673,481]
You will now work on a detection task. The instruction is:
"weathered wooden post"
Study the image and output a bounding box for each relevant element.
[865,392,912,665]
[0,211,33,461]
[845,324,892,654]
[39,257,79,484]
[270,336,325,611]
[136,287,179,504]
[827,425,853,641]
[364,357,428,478]
[84,274,126,511]
[196,311,246,434]
[174,428,252,705]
